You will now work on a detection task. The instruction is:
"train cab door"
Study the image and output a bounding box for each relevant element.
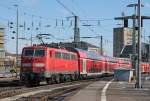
[82,59,87,74]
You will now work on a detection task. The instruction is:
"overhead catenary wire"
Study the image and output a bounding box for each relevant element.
[0,2,114,29]
[55,0,76,16]
[0,1,115,44]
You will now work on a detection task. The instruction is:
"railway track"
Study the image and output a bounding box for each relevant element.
[15,82,87,101]
[0,76,113,101]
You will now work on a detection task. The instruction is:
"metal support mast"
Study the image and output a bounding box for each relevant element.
[136,0,142,88]
[31,33,33,46]
[127,3,138,81]
[74,16,80,43]
[148,36,150,75]
[133,14,137,77]
[14,4,19,76]
[100,36,103,55]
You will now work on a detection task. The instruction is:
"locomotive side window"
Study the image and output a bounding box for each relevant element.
[55,52,61,58]
[23,49,34,56]
[34,49,45,57]
[62,53,70,60]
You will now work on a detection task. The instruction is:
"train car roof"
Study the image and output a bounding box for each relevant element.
[105,56,118,62]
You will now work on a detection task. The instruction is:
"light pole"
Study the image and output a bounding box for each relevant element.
[14,4,19,77]
[100,35,103,55]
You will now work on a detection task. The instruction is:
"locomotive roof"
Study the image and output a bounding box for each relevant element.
[23,45,76,54]
[23,45,46,49]
[68,48,105,60]
[23,46,106,60]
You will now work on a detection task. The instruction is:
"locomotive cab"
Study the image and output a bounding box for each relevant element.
[20,46,46,85]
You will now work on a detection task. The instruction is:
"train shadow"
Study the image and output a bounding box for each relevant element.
[0,79,22,87]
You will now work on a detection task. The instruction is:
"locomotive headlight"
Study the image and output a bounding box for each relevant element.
[34,63,45,67]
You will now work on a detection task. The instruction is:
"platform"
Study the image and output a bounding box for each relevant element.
[68,75,150,101]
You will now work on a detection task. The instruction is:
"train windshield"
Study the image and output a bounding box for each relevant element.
[34,49,45,57]
[23,49,45,57]
[24,49,34,56]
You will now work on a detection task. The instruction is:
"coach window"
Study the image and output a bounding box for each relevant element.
[70,54,73,60]
[62,53,64,59]
[67,54,70,60]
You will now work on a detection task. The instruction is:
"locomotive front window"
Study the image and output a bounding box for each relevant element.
[23,49,34,56]
[34,49,45,57]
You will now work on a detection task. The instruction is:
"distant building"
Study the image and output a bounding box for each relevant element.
[5,52,21,67]
[113,27,138,57]
[0,24,5,69]
[0,24,4,49]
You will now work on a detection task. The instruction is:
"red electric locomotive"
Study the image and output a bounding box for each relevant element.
[20,45,78,85]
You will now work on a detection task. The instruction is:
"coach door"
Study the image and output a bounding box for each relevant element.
[82,59,87,74]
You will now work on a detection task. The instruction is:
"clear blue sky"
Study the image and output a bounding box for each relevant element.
[0,0,150,56]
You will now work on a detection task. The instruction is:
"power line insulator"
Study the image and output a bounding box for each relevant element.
[10,26,13,29]
[10,22,13,25]
[12,31,16,33]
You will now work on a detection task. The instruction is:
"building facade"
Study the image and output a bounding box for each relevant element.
[113,27,138,57]
[0,25,4,49]
[0,25,5,70]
